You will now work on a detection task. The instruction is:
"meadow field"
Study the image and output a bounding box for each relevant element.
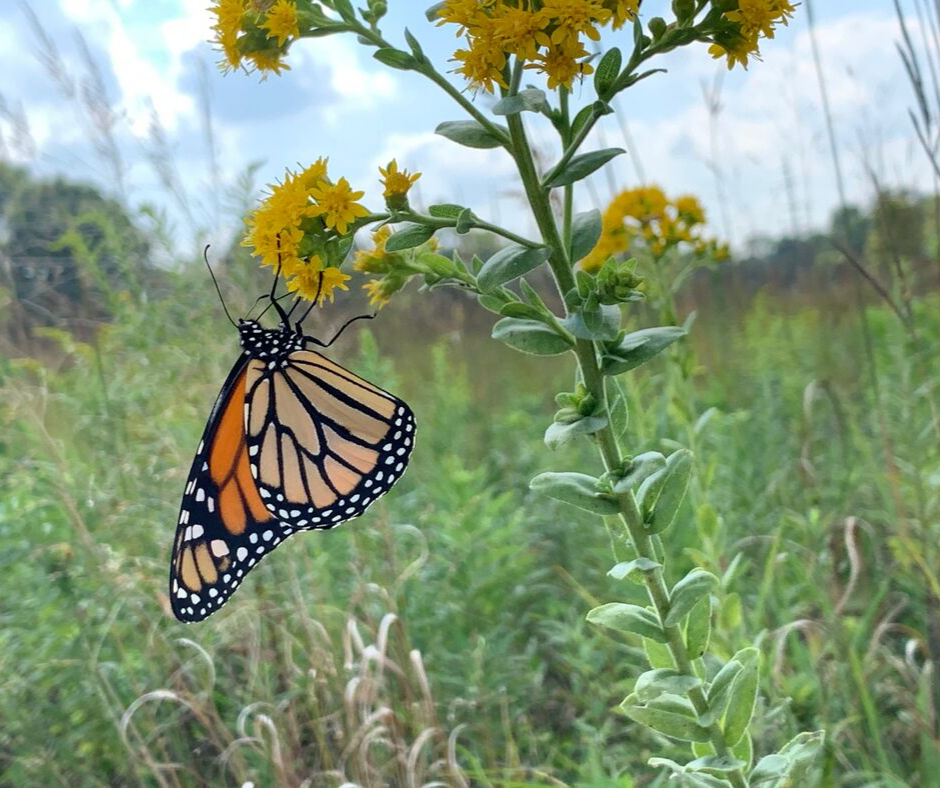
[2,1,940,786]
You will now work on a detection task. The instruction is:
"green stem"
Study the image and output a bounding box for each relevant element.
[506,103,750,788]
[350,24,511,147]
[559,87,574,252]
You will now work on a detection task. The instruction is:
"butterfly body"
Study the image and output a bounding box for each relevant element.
[169,318,415,623]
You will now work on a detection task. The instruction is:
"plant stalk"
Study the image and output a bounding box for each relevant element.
[506,102,750,788]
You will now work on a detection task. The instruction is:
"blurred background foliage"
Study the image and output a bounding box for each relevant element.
[3,4,940,786]
[2,151,939,786]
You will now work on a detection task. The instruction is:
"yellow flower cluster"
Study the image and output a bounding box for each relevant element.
[439,0,640,92]
[379,159,421,209]
[209,0,299,75]
[241,159,367,303]
[581,186,727,272]
[708,0,796,69]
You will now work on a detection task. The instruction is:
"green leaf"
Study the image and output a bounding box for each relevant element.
[605,376,629,438]
[621,696,712,742]
[685,596,712,659]
[750,731,825,785]
[647,448,694,534]
[665,569,718,628]
[644,636,676,669]
[385,223,435,252]
[687,755,747,775]
[722,650,761,746]
[424,2,446,22]
[608,557,662,580]
[594,47,622,97]
[403,27,424,59]
[544,415,607,450]
[373,47,418,70]
[601,325,686,375]
[477,292,511,314]
[455,208,475,234]
[637,466,669,519]
[570,209,602,262]
[733,733,754,773]
[634,669,702,702]
[611,451,666,494]
[701,659,744,727]
[436,120,507,149]
[562,301,621,341]
[428,203,467,219]
[498,302,549,321]
[492,318,572,356]
[546,147,625,188]
[587,603,666,641]
[492,87,548,115]
[530,472,620,515]
[332,0,355,20]
[477,245,552,293]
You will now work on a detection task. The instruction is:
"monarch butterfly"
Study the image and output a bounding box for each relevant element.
[169,257,415,623]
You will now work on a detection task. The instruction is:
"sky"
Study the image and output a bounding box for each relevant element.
[0,0,931,254]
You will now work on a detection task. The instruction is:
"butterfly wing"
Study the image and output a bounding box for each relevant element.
[169,357,290,623]
[243,350,416,529]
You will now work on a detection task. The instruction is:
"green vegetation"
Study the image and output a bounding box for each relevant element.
[1,159,939,784]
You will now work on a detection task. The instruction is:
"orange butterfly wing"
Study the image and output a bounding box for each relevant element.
[169,360,287,622]
[242,350,416,529]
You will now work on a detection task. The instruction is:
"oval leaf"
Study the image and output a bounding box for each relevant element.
[647,448,694,534]
[428,202,467,218]
[665,568,718,628]
[594,46,622,97]
[587,603,666,641]
[701,659,744,727]
[545,415,607,450]
[546,147,625,188]
[601,325,687,376]
[385,223,435,252]
[621,698,712,743]
[492,87,548,115]
[436,120,506,149]
[723,657,760,746]
[492,318,572,356]
[478,244,552,293]
[373,47,418,70]
[530,471,619,514]
[635,669,702,702]
[608,557,662,580]
[562,301,621,341]
[685,596,712,659]
[612,451,667,493]
[570,209,602,262]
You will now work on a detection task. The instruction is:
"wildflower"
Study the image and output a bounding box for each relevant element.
[210,0,247,70]
[261,0,299,47]
[308,177,370,235]
[379,160,421,209]
[452,18,509,93]
[581,186,722,271]
[727,0,796,39]
[525,37,594,90]
[604,0,640,30]
[354,226,400,274]
[286,259,351,303]
[492,5,551,60]
[246,49,291,76]
[539,0,610,45]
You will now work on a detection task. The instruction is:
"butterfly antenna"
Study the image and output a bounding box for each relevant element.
[306,312,377,348]
[204,245,237,327]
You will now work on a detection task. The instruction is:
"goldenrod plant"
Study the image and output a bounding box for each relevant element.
[218,0,822,783]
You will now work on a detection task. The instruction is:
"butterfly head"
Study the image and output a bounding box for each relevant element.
[238,319,304,360]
